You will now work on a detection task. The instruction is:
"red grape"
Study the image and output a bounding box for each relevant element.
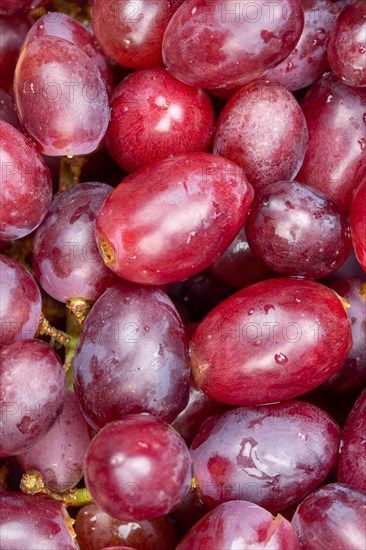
[85,415,192,521]
[0,15,31,93]
[0,339,67,456]
[163,0,304,89]
[0,255,42,346]
[106,67,215,173]
[350,176,366,272]
[338,389,366,491]
[292,483,366,549]
[246,180,351,278]
[14,36,110,156]
[0,120,52,240]
[297,72,366,211]
[95,153,254,285]
[74,283,189,429]
[0,0,45,16]
[176,500,300,549]
[190,401,340,511]
[213,82,308,190]
[190,277,352,405]
[327,0,366,88]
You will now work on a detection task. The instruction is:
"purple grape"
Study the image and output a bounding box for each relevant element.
[85,415,192,521]
[0,89,21,130]
[74,283,189,430]
[0,255,42,346]
[17,391,90,492]
[0,15,31,94]
[292,483,366,549]
[32,182,116,304]
[190,401,340,512]
[0,492,78,549]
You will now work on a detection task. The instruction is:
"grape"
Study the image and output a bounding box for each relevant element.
[213,82,308,190]
[170,488,209,533]
[163,0,304,89]
[176,500,300,549]
[74,283,189,429]
[327,0,366,88]
[95,153,254,285]
[0,15,31,93]
[105,67,215,173]
[322,278,366,392]
[297,72,366,212]
[190,277,352,405]
[0,120,52,240]
[191,401,340,511]
[338,389,366,491]
[23,12,114,95]
[0,255,42,346]
[90,0,183,69]
[262,0,338,91]
[75,503,178,550]
[14,36,110,156]
[17,391,90,493]
[85,415,192,521]
[0,0,45,16]
[0,339,67,456]
[0,89,21,129]
[32,182,116,304]
[210,227,275,288]
[245,180,351,278]
[292,483,366,549]
[350,176,366,272]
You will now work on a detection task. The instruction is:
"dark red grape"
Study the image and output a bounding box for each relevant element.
[191,401,340,511]
[170,487,209,533]
[328,0,366,88]
[190,278,352,405]
[213,82,308,190]
[262,0,338,91]
[32,182,116,304]
[350,176,366,272]
[163,0,304,89]
[75,503,178,550]
[0,15,31,93]
[338,389,366,491]
[0,120,52,240]
[246,180,351,278]
[0,255,42,346]
[106,67,215,173]
[292,483,366,549]
[0,0,45,16]
[17,391,90,492]
[90,0,183,69]
[14,36,109,156]
[74,283,189,429]
[0,88,21,129]
[85,415,192,521]
[176,500,300,549]
[23,12,114,95]
[298,72,366,212]
[95,153,254,285]
[0,339,67,456]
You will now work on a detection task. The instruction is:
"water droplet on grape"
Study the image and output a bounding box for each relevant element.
[359,46,366,54]
[274,353,288,365]
[358,138,366,151]
[248,308,254,316]
[144,325,150,332]
[285,60,293,72]
[158,344,164,355]
[326,94,333,103]
[264,304,274,314]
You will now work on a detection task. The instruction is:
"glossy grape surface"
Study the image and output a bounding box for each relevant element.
[18,391,90,492]
[75,503,178,550]
[213,82,308,190]
[0,15,31,93]
[246,180,351,278]
[327,0,366,87]
[191,401,340,511]
[32,182,116,304]
[95,153,254,285]
[190,278,352,405]
[106,67,215,173]
[85,415,192,521]
[298,72,366,211]
[0,120,52,240]
[0,255,42,346]
[163,0,304,89]
[74,283,189,429]
[338,389,366,491]
[350,177,366,272]
[0,493,78,549]
[292,483,366,549]
[176,500,300,549]
[14,36,110,156]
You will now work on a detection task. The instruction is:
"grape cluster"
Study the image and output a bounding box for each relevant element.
[0,0,365,549]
